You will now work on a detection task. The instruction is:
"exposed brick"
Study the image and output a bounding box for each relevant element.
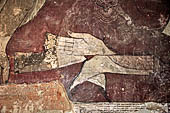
[0,81,72,113]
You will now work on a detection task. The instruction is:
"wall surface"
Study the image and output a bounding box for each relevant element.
[0,0,170,112]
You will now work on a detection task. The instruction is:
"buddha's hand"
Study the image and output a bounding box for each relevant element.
[67,30,115,55]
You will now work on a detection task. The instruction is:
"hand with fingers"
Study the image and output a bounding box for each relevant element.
[67,30,116,56]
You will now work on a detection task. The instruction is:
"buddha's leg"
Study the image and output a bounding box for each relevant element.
[70,55,154,90]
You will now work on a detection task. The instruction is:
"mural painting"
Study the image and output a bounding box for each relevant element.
[0,0,170,112]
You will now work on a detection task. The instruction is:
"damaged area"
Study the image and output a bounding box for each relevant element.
[14,52,50,73]
[0,81,73,113]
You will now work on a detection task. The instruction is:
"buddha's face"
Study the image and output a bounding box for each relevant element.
[94,0,118,23]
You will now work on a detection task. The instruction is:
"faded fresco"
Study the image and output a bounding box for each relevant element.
[0,0,170,113]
